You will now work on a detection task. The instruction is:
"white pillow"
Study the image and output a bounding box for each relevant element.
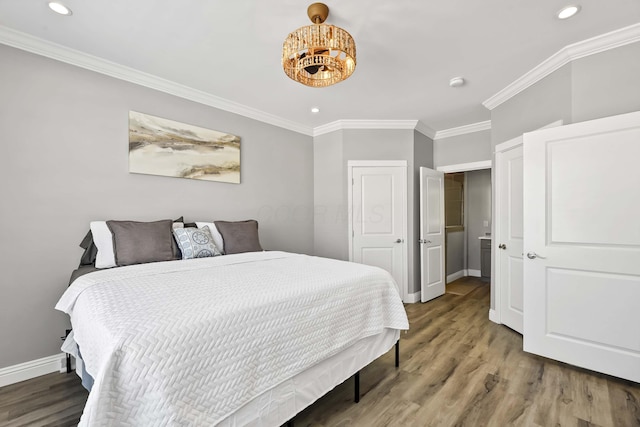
[90,221,116,268]
[195,222,225,254]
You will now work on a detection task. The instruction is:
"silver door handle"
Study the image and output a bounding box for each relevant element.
[498,244,506,250]
[418,239,432,244]
[526,252,546,259]
[395,238,404,243]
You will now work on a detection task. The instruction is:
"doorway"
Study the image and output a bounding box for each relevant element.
[441,167,492,291]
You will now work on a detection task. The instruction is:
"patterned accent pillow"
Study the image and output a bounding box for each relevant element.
[172,226,222,259]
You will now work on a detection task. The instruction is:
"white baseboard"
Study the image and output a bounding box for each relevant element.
[405,291,421,303]
[0,353,66,388]
[446,270,466,283]
[489,309,501,324]
[447,269,482,283]
[467,269,481,277]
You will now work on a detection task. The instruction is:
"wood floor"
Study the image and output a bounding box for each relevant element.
[1,277,638,426]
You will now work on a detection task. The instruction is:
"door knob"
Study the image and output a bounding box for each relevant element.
[395,238,404,243]
[499,244,506,249]
[526,252,546,259]
[418,239,432,244]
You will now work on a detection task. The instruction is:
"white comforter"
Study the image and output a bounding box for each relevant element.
[56,251,409,426]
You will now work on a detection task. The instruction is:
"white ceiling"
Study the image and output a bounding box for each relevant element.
[1,0,639,132]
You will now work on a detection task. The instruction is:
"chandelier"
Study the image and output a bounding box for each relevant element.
[282,3,356,88]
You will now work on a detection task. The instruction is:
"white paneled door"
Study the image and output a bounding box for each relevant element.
[419,167,445,303]
[523,111,640,382]
[496,140,525,333]
[349,161,407,299]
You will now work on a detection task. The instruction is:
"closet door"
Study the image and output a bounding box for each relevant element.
[349,161,408,300]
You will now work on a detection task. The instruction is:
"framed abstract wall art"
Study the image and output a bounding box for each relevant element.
[129,111,240,184]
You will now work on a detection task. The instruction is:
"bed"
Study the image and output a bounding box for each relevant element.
[56,249,409,426]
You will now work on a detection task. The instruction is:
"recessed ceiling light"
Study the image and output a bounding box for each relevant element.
[48,2,72,16]
[557,5,580,20]
[449,77,465,88]
[311,107,320,113]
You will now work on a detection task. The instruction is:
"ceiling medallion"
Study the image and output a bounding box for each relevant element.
[282,2,356,88]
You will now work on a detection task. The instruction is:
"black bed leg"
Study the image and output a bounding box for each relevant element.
[63,329,72,374]
[395,340,400,368]
[354,371,360,403]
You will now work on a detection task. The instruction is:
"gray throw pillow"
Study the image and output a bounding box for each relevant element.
[173,226,221,259]
[106,219,175,266]
[214,220,263,254]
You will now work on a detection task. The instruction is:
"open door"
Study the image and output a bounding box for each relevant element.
[496,139,525,333]
[523,111,640,382]
[420,167,445,302]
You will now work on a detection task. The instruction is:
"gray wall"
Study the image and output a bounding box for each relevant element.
[313,128,433,296]
[0,45,314,369]
[572,42,640,123]
[444,169,491,277]
[491,64,573,147]
[343,129,416,294]
[313,130,346,260]
[488,41,640,309]
[466,169,492,271]
[434,129,492,168]
[446,230,464,276]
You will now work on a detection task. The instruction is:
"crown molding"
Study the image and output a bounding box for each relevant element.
[414,121,437,139]
[313,119,436,138]
[434,120,491,140]
[313,121,344,136]
[483,23,640,110]
[0,25,314,136]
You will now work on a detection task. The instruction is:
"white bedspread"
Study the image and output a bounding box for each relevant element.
[56,251,409,426]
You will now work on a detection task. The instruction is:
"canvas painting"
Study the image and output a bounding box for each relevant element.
[129,111,240,184]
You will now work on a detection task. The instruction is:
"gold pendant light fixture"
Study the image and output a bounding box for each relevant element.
[282,2,356,88]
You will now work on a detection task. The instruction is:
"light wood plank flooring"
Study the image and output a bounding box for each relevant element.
[1,278,638,426]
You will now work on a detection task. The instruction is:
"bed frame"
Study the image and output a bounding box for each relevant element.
[65,338,401,424]
[284,339,400,426]
[61,253,407,426]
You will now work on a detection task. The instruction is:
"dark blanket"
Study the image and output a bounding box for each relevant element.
[69,265,100,285]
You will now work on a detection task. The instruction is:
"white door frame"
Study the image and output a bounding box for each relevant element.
[491,120,563,325]
[347,160,408,301]
[436,160,492,174]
